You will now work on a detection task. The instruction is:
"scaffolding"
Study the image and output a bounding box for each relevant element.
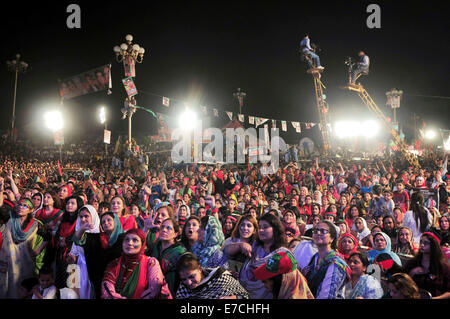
[342,83,421,169]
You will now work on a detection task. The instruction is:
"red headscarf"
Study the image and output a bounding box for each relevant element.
[337,233,359,260]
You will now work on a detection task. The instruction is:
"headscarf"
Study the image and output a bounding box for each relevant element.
[74,205,100,234]
[100,212,125,249]
[367,232,402,266]
[10,199,38,243]
[337,233,359,260]
[351,217,371,242]
[192,215,225,267]
[102,229,149,299]
[71,204,100,299]
[279,269,315,299]
[32,192,44,217]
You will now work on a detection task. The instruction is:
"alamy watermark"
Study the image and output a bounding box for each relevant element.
[170,120,287,175]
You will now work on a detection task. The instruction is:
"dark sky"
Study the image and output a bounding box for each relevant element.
[1,1,449,146]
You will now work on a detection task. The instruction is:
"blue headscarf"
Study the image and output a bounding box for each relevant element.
[100,212,125,248]
[367,232,402,266]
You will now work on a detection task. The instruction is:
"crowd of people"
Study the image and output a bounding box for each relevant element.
[0,136,449,300]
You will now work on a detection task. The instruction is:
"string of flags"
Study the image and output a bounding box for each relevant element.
[142,89,323,134]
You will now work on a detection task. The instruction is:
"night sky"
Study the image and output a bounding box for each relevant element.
[1,1,449,147]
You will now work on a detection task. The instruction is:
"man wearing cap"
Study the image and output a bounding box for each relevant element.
[254,250,314,299]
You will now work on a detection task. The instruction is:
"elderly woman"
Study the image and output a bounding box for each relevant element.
[0,198,40,298]
[101,229,172,299]
[176,252,249,299]
[367,232,402,267]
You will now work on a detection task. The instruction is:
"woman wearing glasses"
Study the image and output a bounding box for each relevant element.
[302,220,351,299]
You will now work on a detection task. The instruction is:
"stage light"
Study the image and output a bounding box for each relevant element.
[45,111,64,132]
[99,106,106,124]
[361,120,379,138]
[179,109,198,130]
[425,129,436,140]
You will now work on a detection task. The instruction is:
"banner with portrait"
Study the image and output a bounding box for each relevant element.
[59,64,112,100]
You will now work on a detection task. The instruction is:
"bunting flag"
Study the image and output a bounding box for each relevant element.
[226,111,233,121]
[162,97,170,107]
[306,123,316,130]
[59,64,112,100]
[213,108,219,117]
[238,114,244,122]
[292,122,301,133]
[104,130,111,144]
[249,116,255,125]
[282,121,287,132]
[122,77,138,97]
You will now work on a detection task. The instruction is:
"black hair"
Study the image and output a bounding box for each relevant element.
[271,274,283,299]
[39,266,54,278]
[348,251,370,269]
[176,252,201,273]
[410,192,430,233]
[257,213,287,251]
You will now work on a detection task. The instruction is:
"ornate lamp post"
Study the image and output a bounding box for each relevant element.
[113,35,146,149]
[6,54,29,142]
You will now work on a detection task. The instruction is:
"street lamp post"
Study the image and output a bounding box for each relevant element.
[113,35,146,150]
[233,88,246,115]
[6,54,29,142]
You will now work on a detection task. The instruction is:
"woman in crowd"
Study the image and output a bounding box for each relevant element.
[130,202,147,231]
[392,226,418,256]
[223,214,258,274]
[432,215,449,248]
[383,215,399,245]
[101,229,172,299]
[282,208,300,238]
[222,214,238,239]
[352,216,371,245]
[343,252,384,299]
[302,220,351,299]
[361,224,383,248]
[70,204,100,299]
[254,250,314,299]
[0,198,40,298]
[367,232,402,266]
[71,210,125,298]
[110,196,137,231]
[180,216,201,251]
[54,195,84,289]
[387,273,421,299]
[402,192,433,245]
[345,205,362,229]
[175,252,249,299]
[240,213,289,299]
[31,192,44,217]
[404,232,450,299]
[146,217,186,296]
[337,233,359,261]
[191,214,225,268]
[35,191,64,237]
[145,202,174,247]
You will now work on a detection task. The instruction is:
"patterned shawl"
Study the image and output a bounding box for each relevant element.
[176,267,249,299]
[192,215,224,267]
